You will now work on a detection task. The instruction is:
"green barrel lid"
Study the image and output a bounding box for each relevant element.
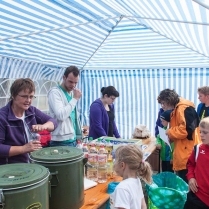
[0,163,49,190]
[30,146,84,163]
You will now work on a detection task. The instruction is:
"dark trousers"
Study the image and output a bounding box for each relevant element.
[176,169,188,183]
[184,191,209,209]
[162,161,173,172]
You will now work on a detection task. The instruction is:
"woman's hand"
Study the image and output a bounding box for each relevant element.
[32,121,54,132]
[22,140,42,153]
[9,140,42,157]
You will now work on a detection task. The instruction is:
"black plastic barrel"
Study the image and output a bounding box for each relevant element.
[0,163,49,209]
[30,146,84,209]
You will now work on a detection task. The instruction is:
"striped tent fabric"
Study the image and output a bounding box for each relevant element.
[0,78,57,111]
[0,0,209,73]
[0,56,64,80]
[80,68,209,139]
[0,0,209,138]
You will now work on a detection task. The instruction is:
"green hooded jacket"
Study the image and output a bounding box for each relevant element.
[157,127,174,161]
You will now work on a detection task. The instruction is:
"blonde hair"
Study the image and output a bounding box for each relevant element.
[198,86,209,95]
[115,144,153,184]
[199,117,209,129]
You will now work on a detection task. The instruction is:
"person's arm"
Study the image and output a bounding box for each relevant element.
[111,104,120,138]
[32,121,55,132]
[0,129,9,158]
[90,103,107,137]
[9,141,42,157]
[0,120,42,158]
[196,103,202,117]
[186,148,198,193]
[32,107,57,132]
[155,108,164,137]
[113,121,120,138]
[141,197,147,209]
[167,110,188,140]
[156,135,162,149]
[48,89,78,121]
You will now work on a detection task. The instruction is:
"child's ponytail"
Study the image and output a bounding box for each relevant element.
[137,161,153,184]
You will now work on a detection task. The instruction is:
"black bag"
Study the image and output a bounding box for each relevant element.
[184,106,200,140]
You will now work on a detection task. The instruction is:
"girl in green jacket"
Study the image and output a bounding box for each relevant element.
[156,109,174,172]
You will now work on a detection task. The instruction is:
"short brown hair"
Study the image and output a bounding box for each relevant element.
[157,89,179,107]
[10,78,35,99]
[198,86,209,95]
[64,66,79,77]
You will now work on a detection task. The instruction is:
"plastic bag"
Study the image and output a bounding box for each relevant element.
[146,172,189,209]
[106,182,120,209]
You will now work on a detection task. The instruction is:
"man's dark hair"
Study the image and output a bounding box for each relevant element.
[157,89,179,107]
[64,66,79,77]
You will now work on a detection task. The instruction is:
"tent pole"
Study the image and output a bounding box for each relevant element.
[192,0,209,10]
[125,16,209,26]
[0,16,121,42]
[80,15,124,70]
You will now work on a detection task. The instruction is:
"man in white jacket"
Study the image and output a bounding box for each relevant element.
[48,66,82,147]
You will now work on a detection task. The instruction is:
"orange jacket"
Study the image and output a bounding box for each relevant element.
[167,98,200,171]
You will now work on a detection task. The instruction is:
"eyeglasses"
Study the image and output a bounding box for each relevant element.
[18,94,36,100]
[110,97,116,101]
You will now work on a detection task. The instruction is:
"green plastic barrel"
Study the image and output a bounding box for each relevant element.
[0,163,49,209]
[30,146,84,209]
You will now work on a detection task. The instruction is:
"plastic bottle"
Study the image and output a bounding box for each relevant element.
[88,142,98,166]
[87,164,98,182]
[31,133,41,141]
[97,165,107,183]
[89,143,97,154]
[107,151,114,179]
[97,142,108,183]
[76,140,83,149]
[105,139,113,155]
[87,137,93,150]
[98,145,106,155]
[82,143,89,158]
[87,142,98,180]
[96,138,102,152]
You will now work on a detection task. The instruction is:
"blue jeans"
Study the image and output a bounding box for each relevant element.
[50,140,77,147]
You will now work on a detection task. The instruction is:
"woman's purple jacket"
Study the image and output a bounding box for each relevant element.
[0,101,57,164]
[89,99,120,139]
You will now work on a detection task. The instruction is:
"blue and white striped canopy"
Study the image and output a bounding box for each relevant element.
[0,0,209,79]
[1,0,209,138]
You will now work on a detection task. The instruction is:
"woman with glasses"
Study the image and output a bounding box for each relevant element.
[0,78,57,165]
[89,86,120,139]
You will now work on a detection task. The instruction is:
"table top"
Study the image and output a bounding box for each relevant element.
[80,176,122,209]
[80,137,156,209]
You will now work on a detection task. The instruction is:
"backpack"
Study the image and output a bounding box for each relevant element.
[184,106,200,140]
[194,144,201,162]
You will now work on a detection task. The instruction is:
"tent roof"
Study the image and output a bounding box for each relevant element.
[1,0,209,70]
